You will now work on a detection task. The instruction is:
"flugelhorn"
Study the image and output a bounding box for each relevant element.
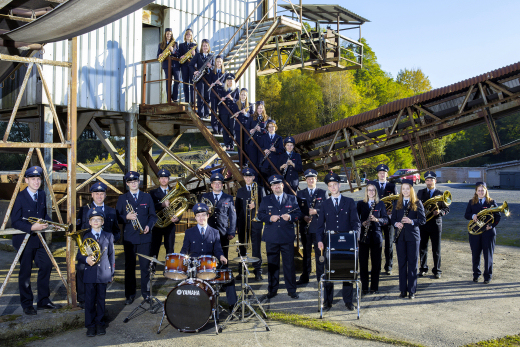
[423,190,452,222]
[155,182,190,228]
[158,39,177,63]
[23,217,70,231]
[68,228,104,265]
[126,200,144,234]
[468,201,510,235]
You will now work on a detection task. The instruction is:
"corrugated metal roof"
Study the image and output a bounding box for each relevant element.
[294,61,520,144]
[279,4,369,24]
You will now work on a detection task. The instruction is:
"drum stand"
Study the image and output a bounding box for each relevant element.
[218,252,270,333]
[124,258,163,323]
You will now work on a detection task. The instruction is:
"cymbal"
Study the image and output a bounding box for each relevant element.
[137,253,165,266]
[231,256,260,263]
[223,243,249,248]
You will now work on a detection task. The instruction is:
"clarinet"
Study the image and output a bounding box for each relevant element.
[304,195,318,232]
[360,201,376,243]
[393,201,411,243]
[259,136,280,165]
[246,116,264,144]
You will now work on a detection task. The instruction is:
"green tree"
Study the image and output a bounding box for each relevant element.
[396,67,432,95]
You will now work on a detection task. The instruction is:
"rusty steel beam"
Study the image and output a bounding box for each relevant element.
[0,53,71,67]
[458,84,475,114]
[77,163,123,195]
[35,148,64,224]
[478,82,488,105]
[0,234,30,299]
[36,63,65,143]
[486,80,513,97]
[155,129,185,166]
[90,118,125,172]
[482,108,501,154]
[0,142,70,148]
[2,62,33,142]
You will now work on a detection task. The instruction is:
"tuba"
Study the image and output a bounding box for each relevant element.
[423,190,452,222]
[179,42,197,64]
[468,201,510,235]
[158,39,177,63]
[155,182,190,228]
[381,194,399,215]
[68,229,103,265]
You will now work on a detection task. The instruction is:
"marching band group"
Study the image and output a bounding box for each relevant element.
[6,26,505,337]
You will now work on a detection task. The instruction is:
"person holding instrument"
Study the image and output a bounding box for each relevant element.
[232,87,254,164]
[260,119,283,189]
[245,101,268,170]
[208,55,225,134]
[157,28,180,102]
[116,171,158,305]
[278,136,302,195]
[218,74,239,150]
[417,171,449,279]
[391,179,425,299]
[11,166,62,315]
[178,28,198,103]
[189,38,213,119]
[357,181,388,295]
[464,182,501,284]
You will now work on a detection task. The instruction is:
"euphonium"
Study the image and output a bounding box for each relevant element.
[381,194,399,215]
[468,201,510,235]
[68,229,103,265]
[23,217,70,231]
[251,182,260,222]
[423,190,452,222]
[155,182,190,228]
[158,39,177,63]
[179,42,197,64]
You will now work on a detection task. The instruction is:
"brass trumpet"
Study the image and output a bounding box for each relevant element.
[126,200,144,234]
[381,194,399,215]
[23,217,70,231]
[158,39,177,63]
[423,190,452,222]
[68,229,104,265]
[468,201,510,235]
[155,182,190,228]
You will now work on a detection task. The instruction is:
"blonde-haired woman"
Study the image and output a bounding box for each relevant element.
[233,88,254,164]
[157,28,180,102]
[208,55,225,134]
[464,182,501,284]
[189,38,213,119]
[218,73,239,150]
[179,29,198,103]
[356,181,388,295]
[391,179,425,299]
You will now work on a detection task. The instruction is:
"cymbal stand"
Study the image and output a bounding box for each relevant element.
[218,247,270,333]
[124,257,163,323]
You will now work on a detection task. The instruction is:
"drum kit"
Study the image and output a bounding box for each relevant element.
[123,241,270,335]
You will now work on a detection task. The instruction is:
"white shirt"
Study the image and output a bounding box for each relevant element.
[131,190,140,200]
[93,203,105,211]
[308,188,315,196]
[378,181,386,189]
[27,189,38,201]
[213,192,223,201]
[246,185,252,191]
[401,199,414,225]
[197,224,207,236]
[92,230,101,240]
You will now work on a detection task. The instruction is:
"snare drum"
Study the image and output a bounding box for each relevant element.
[196,255,217,280]
[327,231,358,280]
[164,253,190,280]
[209,269,233,284]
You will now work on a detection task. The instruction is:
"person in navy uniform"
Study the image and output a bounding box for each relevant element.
[149,169,179,259]
[11,166,62,315]
[234,168,265,280]
[181,203,237,308]
[200,172,237,262]
[257,174,302,299]
[157,28,180,102]
[296,169,328,285]
[245,101,268,170]
[189,38,214,119]
[232,88,254,164]
[391,179,426,299]
[357,181,389,295]
[464,182,501,284]
[260,120,284,188]
[219,73,239,151]
[417,171,449,279]
[116,171,158,305]
[76,181,120,308]
[316,172,360,311]
[77,207,115,337]
[208,55,225,134]
[178,28,198,103]
[278,136,302,195]
[375,164,398,275]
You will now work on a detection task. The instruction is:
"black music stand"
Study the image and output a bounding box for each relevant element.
[318,230,361,319]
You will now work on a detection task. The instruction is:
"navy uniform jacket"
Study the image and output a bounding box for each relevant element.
[11,188,52,250]
[464,199,501,231]
[235,184,266,231]
[178,42,198,65]
[76,204,121,243]
[76,230,115,284]
[257,193,302,244]
[296,188,328,233]
[208,70,225,101]
[357,200,389,244]
[260,133,284,169]
[181,225,224,258]
[316,195,360,243]
[232,102,254,140]
[157,41,180,71]
[417,188,450,228]
[116,191,158,244]
[218,87,239,117]
[279,151,302,183]
[201,192,237,237]
[246,116,266,140]
[376,182,398,199]
[149,187,176,233]
[188,52,214,77]
[391,200,426,242]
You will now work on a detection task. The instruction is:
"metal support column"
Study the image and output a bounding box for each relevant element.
[125,113,138,172]
[40,105,53,244]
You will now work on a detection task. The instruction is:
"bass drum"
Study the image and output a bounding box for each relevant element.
[164,278,215,333]
[327,231,358,280]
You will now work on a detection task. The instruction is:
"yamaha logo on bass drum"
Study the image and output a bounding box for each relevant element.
[176,289,201,296]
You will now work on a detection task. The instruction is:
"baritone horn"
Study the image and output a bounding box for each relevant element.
[381,194,399,215]
[423,190,452,222]
[155,182,190,228]
[468,201,510,235]
[68,229,104,265]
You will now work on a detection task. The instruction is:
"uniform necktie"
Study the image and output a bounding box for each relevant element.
[201,227,205,237]
[33,193,37,202]
[247,186,250,192]
[163,189,168,195]
[133,194,137,202]
[277,196,281,205]
[380,183,384,190]
[334,198,339,212]
[270,135,273,141]
[480,199,483,206]
[214,195,219,204]
[430,190,433,198]
[404,200,408,208]
[94,233,99,241]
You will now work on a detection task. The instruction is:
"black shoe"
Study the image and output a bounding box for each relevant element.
[418,271,426,277]
[78,302,85,309]
[345,303,355,311]
[473,278,479,283]
[86,327,96,337]
[385,270,392,275]
[288,292,299,299]
[23,306,37,315]
[267,292,277,299]
[399,291,407,298]
[409,293,416,299]
[434,273,441,279]
[370,290,379,295]
[483,280,490,284]
[125,296,135,305]
[254,272,263,281]
[296,277,309,285]
[321,302,332,312]
[37,302,61,310]
[96,325,106,335]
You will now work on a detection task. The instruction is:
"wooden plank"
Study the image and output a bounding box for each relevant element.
[155,129,186,166]
[0,234,29,299]
[36,63,65,143]
[77,163,122,194]
[2,63,33,142]
[35,148,63,224]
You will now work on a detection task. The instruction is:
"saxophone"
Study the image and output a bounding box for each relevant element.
[68,229,104,265]
[158,39,177,63]
[179,42,197,64]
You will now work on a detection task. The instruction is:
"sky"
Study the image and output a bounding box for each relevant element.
[296,0,520,89]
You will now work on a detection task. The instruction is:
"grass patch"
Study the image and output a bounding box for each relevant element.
[464,334,520,346]
[0,314,20,323]
[267,311,424,347]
